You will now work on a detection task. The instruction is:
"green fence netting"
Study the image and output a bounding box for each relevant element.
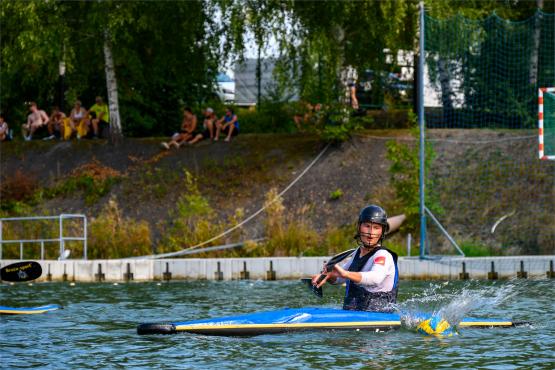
[422,10,555,255]
[544,91,555,158]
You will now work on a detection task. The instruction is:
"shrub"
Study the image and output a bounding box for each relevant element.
[88,197,152,259]
[0,170,39,211]
[329,189,343,201]
[48,160,122,205]
[157,171,225,253]
[459,240,500,257]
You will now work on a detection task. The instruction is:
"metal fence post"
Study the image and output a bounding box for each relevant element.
[83,215,88,260]
[59,214,64,259]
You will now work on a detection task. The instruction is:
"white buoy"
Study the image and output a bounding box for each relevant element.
[113,283,119,286]
[69,282,76,286]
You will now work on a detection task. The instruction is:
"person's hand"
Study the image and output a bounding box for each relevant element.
[333,264,348,279]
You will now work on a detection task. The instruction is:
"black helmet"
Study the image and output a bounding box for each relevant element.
[355,205,388,248]
[358,205,389,233]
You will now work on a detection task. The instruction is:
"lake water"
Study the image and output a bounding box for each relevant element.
[1,279,554,369]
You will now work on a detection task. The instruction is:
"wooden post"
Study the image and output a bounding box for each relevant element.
[214,261,223,281]
[163,262,172,281]
[517,260,528,279]
[95,263,105,282]
[124,263,134,282]
[487,261,498,280]
[547,260,555,278]
[459,262,469,280]
[266,261,276,281]
[240,261,250,280]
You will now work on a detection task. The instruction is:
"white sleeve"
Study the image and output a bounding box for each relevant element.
[358,252,392,286]
[359,269,387,286]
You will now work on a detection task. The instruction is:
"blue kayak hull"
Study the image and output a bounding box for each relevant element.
[137,307,519,336]
[0,304,62,315]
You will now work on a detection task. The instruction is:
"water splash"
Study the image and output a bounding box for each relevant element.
[398,281,520,330]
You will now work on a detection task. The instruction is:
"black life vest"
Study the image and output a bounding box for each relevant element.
[343,246,399,312]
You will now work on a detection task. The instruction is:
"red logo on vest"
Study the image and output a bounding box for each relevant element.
[374,256,386,265]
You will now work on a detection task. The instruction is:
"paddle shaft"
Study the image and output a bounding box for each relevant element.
[314,248,356,286]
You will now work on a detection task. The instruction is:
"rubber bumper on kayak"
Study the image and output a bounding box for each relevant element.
[137,323,177,335]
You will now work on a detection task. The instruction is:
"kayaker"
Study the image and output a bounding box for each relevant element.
[312,205,399,312]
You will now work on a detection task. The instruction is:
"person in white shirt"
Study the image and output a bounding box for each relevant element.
[312,205,399,312]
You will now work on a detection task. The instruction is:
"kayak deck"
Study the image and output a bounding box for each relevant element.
[0,304,63,315]
[137,307,523,336]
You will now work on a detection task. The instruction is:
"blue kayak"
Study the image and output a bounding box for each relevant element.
[0,304,62,315]
[137,307,521,336]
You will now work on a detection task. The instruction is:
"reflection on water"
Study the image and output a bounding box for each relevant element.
[1,279,554,369]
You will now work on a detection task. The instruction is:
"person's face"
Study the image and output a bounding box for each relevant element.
[359,222,383,246]
[95,98,102,105]
[75,102,81,109]
[226,110,232,116]
[30,105,37,112]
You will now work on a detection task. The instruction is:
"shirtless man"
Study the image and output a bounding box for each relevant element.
[22,102,50,141]
[161,107,197,149]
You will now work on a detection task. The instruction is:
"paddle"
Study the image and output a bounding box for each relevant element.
[301,248,355,298]
[1,261,42,282]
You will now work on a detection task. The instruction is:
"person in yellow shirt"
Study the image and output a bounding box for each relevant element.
[88,96,110,139]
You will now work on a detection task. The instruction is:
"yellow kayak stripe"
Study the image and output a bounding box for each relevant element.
[459,321,513,327]
[176,321,401,331]
[0,309,53,315]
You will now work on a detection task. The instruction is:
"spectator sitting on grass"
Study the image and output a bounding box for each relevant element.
[43,106,66,140]
[293,102,323,131]
[161,107,197,149]
[0,114,10,142]
[88,96,109,139]
[69,100,89,139]
[214,107,239,142]
[187,107,217,145]
[22,102,50,141]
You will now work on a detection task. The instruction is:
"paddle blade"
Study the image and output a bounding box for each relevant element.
[300,278,323,298]
[1,261,42,282]
[417,316,456,337]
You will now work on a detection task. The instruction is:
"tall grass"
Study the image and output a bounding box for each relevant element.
[88,197,151,259]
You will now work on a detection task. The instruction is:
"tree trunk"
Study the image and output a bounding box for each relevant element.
[529,0,544,87]
[256,45,262,109]
[103,29,123,143]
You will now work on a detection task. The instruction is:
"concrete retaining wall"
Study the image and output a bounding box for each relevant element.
[1,256,553,282]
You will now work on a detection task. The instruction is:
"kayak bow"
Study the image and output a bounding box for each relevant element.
[0,304,63,315]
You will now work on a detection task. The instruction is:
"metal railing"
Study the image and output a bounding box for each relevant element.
[0,214,87,260]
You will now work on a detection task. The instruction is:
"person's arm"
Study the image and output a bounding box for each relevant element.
[313,258,353,288]
[40,110,50,125]
[187,116,197,133]
[339,252,391,287]
[229,114,238,125]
